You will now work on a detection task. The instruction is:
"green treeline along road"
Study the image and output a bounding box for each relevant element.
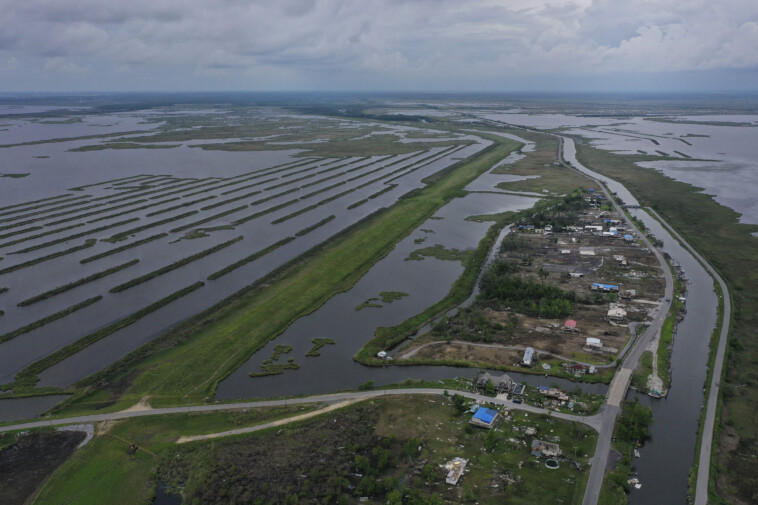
[37,134,524,415]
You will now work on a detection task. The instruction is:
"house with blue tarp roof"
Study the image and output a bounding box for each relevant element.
[470,407,499,429]
[592,282,619,292]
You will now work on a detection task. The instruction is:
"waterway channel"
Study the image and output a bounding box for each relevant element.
[561,135,718,505]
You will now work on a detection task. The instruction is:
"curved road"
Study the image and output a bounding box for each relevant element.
[0,388,603,434]
[398,339,617,368]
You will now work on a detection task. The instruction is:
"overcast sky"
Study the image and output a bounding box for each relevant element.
[2,0,758,92]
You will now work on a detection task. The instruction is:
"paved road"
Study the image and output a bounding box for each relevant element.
[0,388,604,434]
[646,208,731,505]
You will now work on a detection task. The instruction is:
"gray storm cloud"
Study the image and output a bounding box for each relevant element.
[1,0,757,91]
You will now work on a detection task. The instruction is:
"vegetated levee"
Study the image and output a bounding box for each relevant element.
[52,135,502,409]
[170,206,248,233]
[109,236,243,293]
[79,233,167,264]
[0,295,102,345]
[295,215,336,237]
[18,259,140,307]
[13,218,139,254]
[0,195,89,220]
[0,240,96,275]
[0,193,72,212]
[45,198,149,225]
[145,196,216,217]
[105,212,193,242]
[0,225,44,240]
[207,236,296,280]
[12,281,205,388]
[0,222,84,250]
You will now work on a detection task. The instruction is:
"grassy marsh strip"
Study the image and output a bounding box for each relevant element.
[0,223,84,250]
[0,195,89,219]
[232,199,299,225]
[220,178,278,195]
[247,187,300,207]
[33,202,107,223]
[111,175,170,187]
[207,237,295,280]
[146,196,216,217]
[347,199,368,209]
[0,218,40,233]
[0,240,96,275]
[385,146,467,183]
[0,194,72,212]
[295,215,336,237]
[69,174,152,191]
[299,181,347,199]
[0,197,92,222]
[0,226,43,240]
[80,233,167,264]
[104,179,213,202]
[199,191,262,211]
[272,188,357,224]
[87,197,181,223]
[279,158,348,178]
[18,259,140,307]
[16,218,140,254]
[106,212,195,242]
[0,296,103,345]
[109,236,243,293]
[169,206,247,233]
[14,282,205,385]
[271,204,320,224]
[46,199,146,226]
[368,184,398,199]
[263,172,318,191]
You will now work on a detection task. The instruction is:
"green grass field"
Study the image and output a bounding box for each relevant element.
[29,405,317,505]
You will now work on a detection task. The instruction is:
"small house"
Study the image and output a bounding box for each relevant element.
[586,337,603,349]
[560,249,571,254]
[579,248,596,256]
[592,282,619,292]
[470,408,499,429]
[607,307,627,323]
[563,320,577,332]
